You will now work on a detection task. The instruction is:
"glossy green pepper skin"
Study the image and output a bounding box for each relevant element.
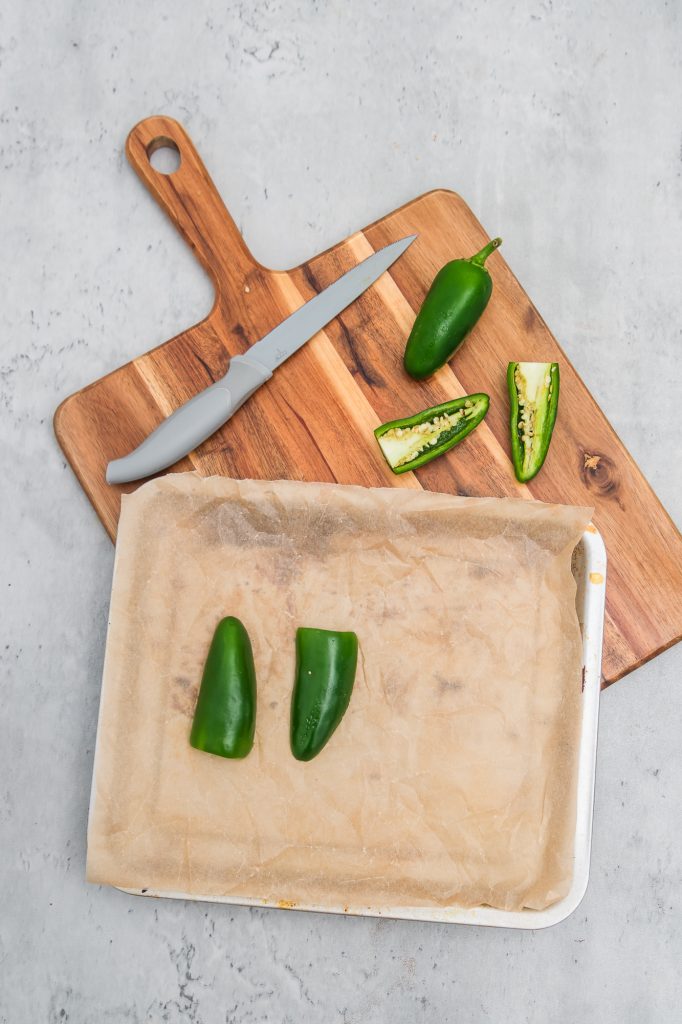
[374,394,489,474]
[290,628,358,762]
[508,361,560,482]
[403,237,502,380]
[190,617,257,759]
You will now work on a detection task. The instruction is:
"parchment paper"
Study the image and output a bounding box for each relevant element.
[87,474,592,911]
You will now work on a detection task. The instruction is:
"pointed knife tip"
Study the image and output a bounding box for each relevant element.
[398,233,418,254]
[385,233,417,256]
[386,233,417,248]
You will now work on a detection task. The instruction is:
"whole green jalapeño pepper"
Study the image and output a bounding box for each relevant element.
[290,628,358,761]
[508,362,560,481]
[374,394,489,474]
[190,617,257,759]
[404,237,502,380]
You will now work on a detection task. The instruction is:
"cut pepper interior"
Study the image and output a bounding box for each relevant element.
[374,394,489,474]
[508,362,559,482]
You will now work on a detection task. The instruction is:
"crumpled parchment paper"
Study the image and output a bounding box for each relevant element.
[87,474,592,911]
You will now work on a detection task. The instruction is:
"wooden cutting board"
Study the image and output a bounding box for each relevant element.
[54,115,682,688]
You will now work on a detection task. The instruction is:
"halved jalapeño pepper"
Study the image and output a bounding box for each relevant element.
[290,628,358,762]
[508,362,559,482]
[374,394,489,474]
[190,616,257,759]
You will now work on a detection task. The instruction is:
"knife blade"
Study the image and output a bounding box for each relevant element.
[106,234,416,485]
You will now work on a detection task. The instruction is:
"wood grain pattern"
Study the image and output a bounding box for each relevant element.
[54,116,682,687]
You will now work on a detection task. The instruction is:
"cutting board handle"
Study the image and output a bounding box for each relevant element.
[126,116,258,299]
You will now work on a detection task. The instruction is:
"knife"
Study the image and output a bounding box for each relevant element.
[106,234,416,485]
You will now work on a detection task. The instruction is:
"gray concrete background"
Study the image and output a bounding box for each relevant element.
[2,1,681,1021]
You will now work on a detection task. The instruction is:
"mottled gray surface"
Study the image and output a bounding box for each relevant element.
[2,1,681,1021]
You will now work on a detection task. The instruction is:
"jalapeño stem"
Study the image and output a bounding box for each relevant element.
[470,237,502,267]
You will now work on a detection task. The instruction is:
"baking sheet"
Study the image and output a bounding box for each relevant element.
[87,474,593,913]
[118,528,606,929]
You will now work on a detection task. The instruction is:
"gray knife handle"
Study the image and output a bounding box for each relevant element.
[106,354,272,485]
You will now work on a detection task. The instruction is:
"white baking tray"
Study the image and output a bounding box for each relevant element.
[115,527,606,929]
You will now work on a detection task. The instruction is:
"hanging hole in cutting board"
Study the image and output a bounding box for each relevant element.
[146,137,181,175]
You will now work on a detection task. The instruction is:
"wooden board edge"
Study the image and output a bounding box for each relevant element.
[603,632,682,689]
[264,188,466,275]
[53,395,117,541]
